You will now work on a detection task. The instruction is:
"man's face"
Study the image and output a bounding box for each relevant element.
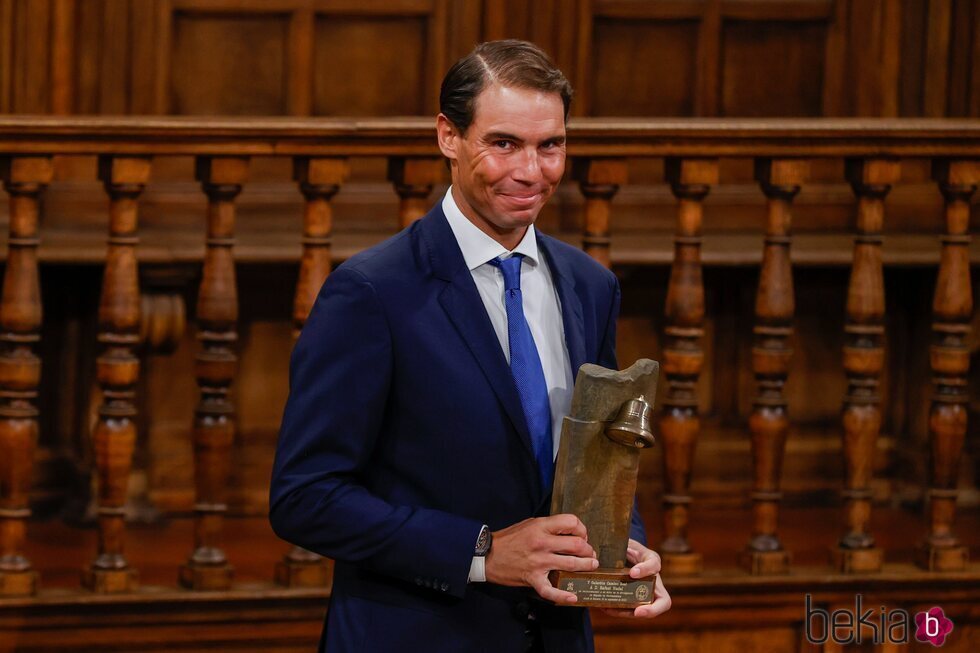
[437,84,566,246]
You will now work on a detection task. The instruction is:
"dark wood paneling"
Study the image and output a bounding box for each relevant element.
[11,0,51,113]
[312,15,427,116]
[171,12,289,115]
[591,19,699,116]
[1,0,978,119]
[720,20,827,117]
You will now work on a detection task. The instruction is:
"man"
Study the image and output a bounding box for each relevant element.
[270,40,670,652]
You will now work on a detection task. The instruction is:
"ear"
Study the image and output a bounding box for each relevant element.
[436,113,460,162]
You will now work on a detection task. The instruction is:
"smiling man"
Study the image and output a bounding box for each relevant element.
[271,40,670,653]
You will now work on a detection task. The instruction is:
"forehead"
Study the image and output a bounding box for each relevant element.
[470,84,565,136]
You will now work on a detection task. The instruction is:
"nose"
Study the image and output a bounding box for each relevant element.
[512,147,543,184]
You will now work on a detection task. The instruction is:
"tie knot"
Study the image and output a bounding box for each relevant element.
[490,255,524,291]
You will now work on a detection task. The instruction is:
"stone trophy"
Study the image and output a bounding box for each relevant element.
[549,358,659,608]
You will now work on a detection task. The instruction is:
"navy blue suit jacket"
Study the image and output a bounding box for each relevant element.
[270,204,645,652]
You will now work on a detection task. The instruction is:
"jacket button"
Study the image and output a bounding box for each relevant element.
[440,582,449,592]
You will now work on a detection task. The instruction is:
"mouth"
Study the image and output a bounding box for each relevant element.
[498,192,543,209]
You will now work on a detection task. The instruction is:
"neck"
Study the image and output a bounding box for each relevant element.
[450,185,527,251]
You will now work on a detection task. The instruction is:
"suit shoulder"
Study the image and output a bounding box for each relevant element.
[335,225,417,284]
[540,233,617,289]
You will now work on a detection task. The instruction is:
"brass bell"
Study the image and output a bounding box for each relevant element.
[605,396,655,448]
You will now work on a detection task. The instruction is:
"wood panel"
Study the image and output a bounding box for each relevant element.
[591,18,699,116]
[1,0,978,119]
[171,13,289,115]
[312,15,427,116]
[720,19,827,117]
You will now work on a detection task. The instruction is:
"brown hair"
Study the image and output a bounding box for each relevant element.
[439,40,573,134]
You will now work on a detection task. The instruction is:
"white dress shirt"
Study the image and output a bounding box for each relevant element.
[441,188,575,583]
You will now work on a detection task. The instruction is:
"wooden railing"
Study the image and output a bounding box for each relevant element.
[0,117,977,601]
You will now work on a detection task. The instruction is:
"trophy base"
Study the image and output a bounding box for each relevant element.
[830,546,882,573]
[548,569,655,608]
[914,543,968,572]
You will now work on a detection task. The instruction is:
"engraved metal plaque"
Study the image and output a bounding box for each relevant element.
[548,570,654,609]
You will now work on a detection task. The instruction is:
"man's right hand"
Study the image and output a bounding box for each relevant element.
[484,513,597,604]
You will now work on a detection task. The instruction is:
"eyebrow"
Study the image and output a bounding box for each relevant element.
[483,131,566,145]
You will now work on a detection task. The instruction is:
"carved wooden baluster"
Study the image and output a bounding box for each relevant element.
[275,157,348,588]
[739,159,807,575]
[832,158,899,573]
[81,156,151,593]
[0,157,51,597]
[572,158,626,269]
[388,157,442,228]
[915,160,978,571]
[179,156,248,590]
[658,158,717,576]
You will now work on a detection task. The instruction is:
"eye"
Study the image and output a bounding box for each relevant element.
[491,139,514,150]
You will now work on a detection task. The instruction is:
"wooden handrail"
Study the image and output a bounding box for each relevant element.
[0,117,979,156]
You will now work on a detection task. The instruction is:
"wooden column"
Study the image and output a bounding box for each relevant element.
[81,156,151,593]
[387,157,442,228]
[832,158,899,573]
[572,158,626,269]
[739,159,807,575]
[275,157,348,588]
[658,158,717,576]
[915,160,978,571]
[0,157,52,597]
[179,156,248,590]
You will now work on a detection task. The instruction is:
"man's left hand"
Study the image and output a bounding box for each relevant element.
[604,539,671,619]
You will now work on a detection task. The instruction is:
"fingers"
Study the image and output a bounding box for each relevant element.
[548,553,599,574]
[548,533,596,559]
[531,577,578,605]
[485,515,595,591]
[618,574,672,619]
[627,545,662,579]
[633,596,671,619]
[545,513,588,539]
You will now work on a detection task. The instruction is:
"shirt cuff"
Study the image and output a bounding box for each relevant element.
[468,555,486,583]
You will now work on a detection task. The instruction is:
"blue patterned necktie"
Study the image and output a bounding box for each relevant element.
[490,255,554,491]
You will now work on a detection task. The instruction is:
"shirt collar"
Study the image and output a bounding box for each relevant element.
[442,186,540,271]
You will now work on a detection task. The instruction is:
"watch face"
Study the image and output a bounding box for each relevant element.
[475,525,491,556]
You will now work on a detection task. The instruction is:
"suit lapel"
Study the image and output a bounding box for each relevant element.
[418,207,537,464]
[538,234,586,380]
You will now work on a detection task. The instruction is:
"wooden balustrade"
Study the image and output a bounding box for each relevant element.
[0,117,976,601]
[740,158,807,575]
[388,156,443,228]
[657,158,718,576]
[0,156,51,597]
[917,160,978,572]
[833,158,900,573]
[572,157,626,269]
[82,156,151,593]
[179,156,248,591]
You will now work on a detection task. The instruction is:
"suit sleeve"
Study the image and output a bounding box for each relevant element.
[596,274,648,546]
[269,266,482,599]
